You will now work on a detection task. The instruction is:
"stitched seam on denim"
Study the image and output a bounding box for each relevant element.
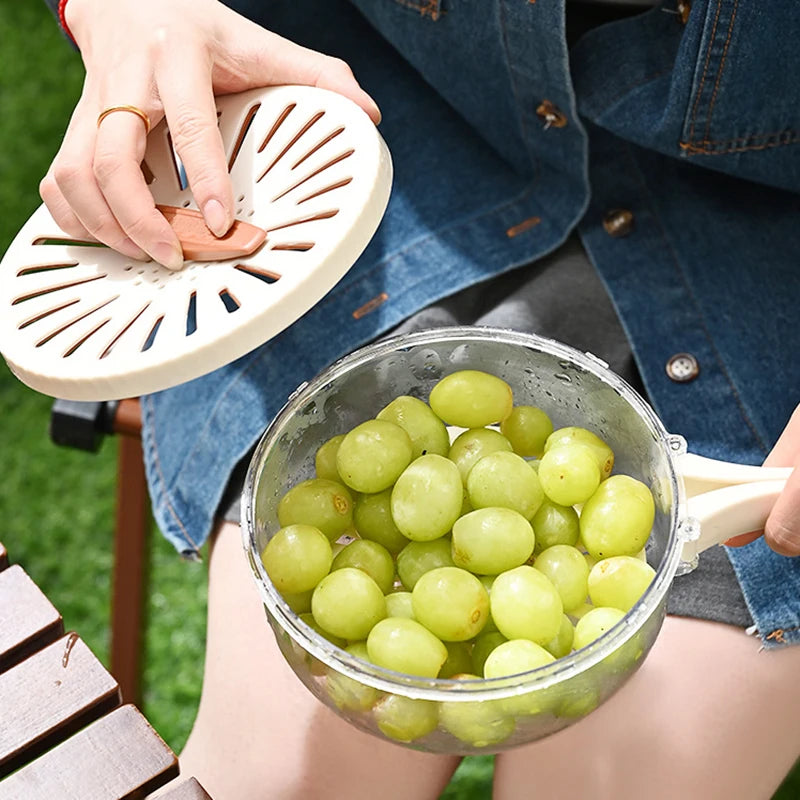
[697,129,800,146]
[622,141,769,454]
[687,0,723,143]
[390,0,442,19]
[681,133,800,156]
[143,393,200,551]
[497,0,541,187]
[702,0,739,144]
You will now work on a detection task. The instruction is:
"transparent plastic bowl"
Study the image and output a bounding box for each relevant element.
[242,327,685,754]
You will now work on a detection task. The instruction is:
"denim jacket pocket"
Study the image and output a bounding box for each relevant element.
[680,0,800,164]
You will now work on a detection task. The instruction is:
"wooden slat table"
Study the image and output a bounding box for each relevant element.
[0,543,212,799]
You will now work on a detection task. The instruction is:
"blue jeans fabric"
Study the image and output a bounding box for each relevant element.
[140,0,800,648]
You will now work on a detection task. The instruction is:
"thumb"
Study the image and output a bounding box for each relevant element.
[764,462,800,557]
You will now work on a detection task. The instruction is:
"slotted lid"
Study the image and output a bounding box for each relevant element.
[0,85,392,400]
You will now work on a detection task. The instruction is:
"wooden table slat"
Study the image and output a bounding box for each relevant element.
[153,777,213,800]
[0,566,63,674]
[0,633,121,777]
[0,705,179,800]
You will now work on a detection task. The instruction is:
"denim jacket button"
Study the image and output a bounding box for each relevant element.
[666,353,700,382]
[536,100,568,129]
[602,209,635,237]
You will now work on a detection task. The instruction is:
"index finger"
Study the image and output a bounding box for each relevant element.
[154,41,234,239]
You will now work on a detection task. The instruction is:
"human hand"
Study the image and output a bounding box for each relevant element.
[725,404,800,556]
[40,0,381,270]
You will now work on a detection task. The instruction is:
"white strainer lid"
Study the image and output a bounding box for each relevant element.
[0,85,392,401]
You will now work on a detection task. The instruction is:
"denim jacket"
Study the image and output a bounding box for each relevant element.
[116,0,799,646]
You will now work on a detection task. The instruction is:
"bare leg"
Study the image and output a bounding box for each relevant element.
[179,521,460,800]
[494,615,800,800]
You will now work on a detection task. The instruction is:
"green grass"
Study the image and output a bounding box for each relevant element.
[0,2,796,798]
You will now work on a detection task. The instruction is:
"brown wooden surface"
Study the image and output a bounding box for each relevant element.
[113,398,143,437]
[154,777,213,800]
[0,543,7,572]
[0,633,121,777]
[0,565,63,674]
[0,704,179,800]
[111,434,150,706]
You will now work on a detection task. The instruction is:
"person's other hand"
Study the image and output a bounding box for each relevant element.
[40,0,381,270]
[725,404,800,556]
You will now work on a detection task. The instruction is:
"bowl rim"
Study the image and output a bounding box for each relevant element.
[241,325,684,702]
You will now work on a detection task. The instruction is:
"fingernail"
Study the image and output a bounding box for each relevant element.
[368,97,382,125]
[120,238,148,261]
[203,199,230,238]
[153,241,184,271]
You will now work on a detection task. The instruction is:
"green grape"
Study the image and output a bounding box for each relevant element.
[544,426,615,479]
[466,451,545,520]
[376,395,450,458]
[544,614,575,659]
[429,370,514,428]
[438,696,515,748]
[346,640,371,663]
[478,575,498,632]
[486,641,559,718]
[391,454,463,541]
[312,568,386,641]
[298,612,347,649]
[277,478,354,542]
[281,588,314,615]
[439,641,474,678]
[449,428,513,482]
[500,405,554,457]
[452,507,535,575]
[538,445,601,506]
[412,567,489,641]
[396,538,455,590]
[587,556,656,611]
[336,420,413,493]
[366,618,448,678]
[579,475,655,559]
[353,489,410,555]
[533,545,590,614]
[531,500,580,552]
[572,607,626,651]
[483,639,555,679]
[460,486,473,516]
[471,631,507,676]
[556,686,600,719]
[374,694,439,743]
[261,524,333,594]
[385,591,415,620]
[332,539,395,595]
[326,642,379,711]
[568,602,595,622]
[490,565,563,645]
[315,434,346,482]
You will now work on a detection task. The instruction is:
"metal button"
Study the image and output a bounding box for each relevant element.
[666,353,700,383]
[602,209,635,238]
[536,100,568,129]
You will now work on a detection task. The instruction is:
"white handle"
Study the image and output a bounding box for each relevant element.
[677,452,793,497]
[680,479,787,563]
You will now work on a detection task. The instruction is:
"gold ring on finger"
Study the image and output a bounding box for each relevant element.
[97,105,152,135]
